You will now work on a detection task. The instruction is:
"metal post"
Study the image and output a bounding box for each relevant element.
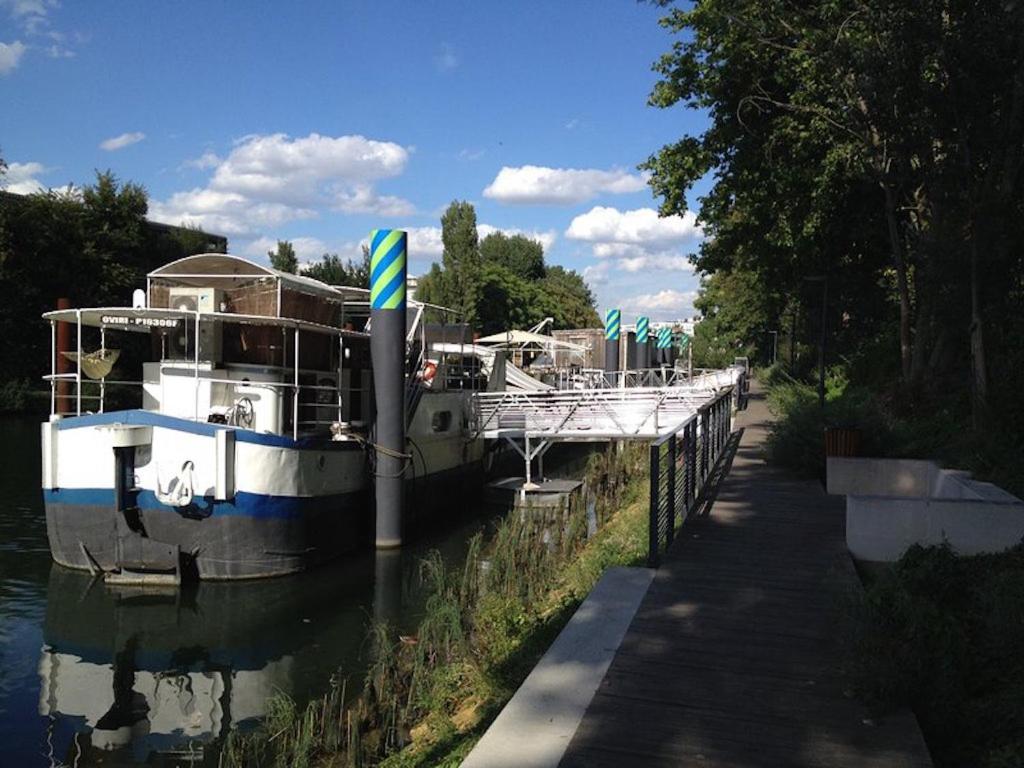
[49,320,56,415]
[100,326,106,413]
[56,298,71,414]
[370,229,408,549]
[194,310,201,422]
[75,309,82,416]
[637,316,650,373]
[648,442,660,568]
[293,326,300,440]
[666,435,677,547]
[818,279,827,409]
[604,308,620,381]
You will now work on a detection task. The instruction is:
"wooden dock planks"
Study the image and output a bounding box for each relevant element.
[558,384,933,768]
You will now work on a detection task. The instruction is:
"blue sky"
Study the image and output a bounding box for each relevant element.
[1,1,710,321]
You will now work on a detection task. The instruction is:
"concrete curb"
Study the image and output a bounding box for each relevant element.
[461,566,654,768]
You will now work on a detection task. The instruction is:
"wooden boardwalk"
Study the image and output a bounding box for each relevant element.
[559,384,933,768]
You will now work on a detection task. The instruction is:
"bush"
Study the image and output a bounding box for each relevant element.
[763,367,897,477]
[849,545,1024,767]
[0,377,31,413]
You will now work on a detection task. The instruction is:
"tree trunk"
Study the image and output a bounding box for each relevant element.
[882,182,914,381]
[969,233,989,426]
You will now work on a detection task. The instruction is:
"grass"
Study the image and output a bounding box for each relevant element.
[848,544,1024,767]
[218,442,652,768]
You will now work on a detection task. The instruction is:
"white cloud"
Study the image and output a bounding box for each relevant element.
[566,206,701,247]
[241,235,357,264]
[182,151,221,170]
[582,261,611,286]
[2,0,54,33]
[477,223,557,253]
[0,40,26,74]
[149,187,317,236]
[100,131,146,151]
[564,118,580,130]
[483,165,647,205]
[3,160,46,193]
[567,206,701,282]
[333,184,416,217]
[209,132,408,204]
[151,132,414,236]
[435,43,458,72]
[621,289,698,318]
[458,148,485,162]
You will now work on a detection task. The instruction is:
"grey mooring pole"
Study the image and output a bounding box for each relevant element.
[370,229,407,549]
[604,308,620,382]
[636,315,650,371]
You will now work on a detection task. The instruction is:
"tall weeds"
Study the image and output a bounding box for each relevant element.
[219,442,648,768]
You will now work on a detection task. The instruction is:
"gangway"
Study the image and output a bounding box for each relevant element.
[473,367,743,490]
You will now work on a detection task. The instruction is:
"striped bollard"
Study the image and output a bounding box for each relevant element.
[370,229,407,549]
[637,316,650,370]
[604,308,621,377]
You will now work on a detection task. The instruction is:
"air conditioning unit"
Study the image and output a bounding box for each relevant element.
[169,287,222,314]
[167,287,223,362]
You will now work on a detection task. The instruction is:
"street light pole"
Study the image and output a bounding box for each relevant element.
[804,276,827,410]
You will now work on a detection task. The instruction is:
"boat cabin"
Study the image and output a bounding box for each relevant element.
[44,254,373,438]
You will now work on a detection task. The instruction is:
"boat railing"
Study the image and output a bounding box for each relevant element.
[43,372,366,440]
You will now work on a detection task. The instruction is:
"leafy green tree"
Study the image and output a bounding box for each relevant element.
[268,240,298,273]
[480,232,545,280]
[301,244,371,287]
[81,171,149,304]
[440,201,481,324]
[643,0,1024,428]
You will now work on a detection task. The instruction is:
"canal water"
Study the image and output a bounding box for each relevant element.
[0,416,496,767]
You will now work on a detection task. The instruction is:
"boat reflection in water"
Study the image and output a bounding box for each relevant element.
[36,550,407,765]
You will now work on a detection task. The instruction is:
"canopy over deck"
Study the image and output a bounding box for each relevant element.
[42,306,369,338]
[476,329,587,351]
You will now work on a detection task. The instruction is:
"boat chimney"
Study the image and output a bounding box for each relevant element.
[604,308,620,378]
[369,229,408,549]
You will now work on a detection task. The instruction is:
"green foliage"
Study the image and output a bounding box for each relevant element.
[643,0,1024,429]
[301,244,371,287]
[415,201,597,333]
[440,201,481,325]
[850,545,1024,767]
[0,175,227,409]
[220,444,651,768]
[268,239,298,273]
[480,232,544,280]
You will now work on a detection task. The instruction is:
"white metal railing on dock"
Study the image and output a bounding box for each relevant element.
[473,386,723,440]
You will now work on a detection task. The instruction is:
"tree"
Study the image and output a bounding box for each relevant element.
[268,240,298,273]
[301,245,371,287]
[480,232,545,280]
[643,0,1024,428]
[440,201,481,324]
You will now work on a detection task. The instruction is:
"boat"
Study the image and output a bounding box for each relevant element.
[40,254,492,580]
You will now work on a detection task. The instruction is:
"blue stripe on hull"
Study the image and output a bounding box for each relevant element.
[52,409,362,451]
[43,488,357,520]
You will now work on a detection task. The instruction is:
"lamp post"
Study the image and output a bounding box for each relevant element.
[804,276,827,410]
[767,330,778,365]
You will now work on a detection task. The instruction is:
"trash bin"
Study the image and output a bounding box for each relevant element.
[824,427,862,457]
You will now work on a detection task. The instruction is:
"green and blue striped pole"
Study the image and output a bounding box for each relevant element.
[370,229,407,549]
[656,326,671,366]
[604,308,621,375]
[637,316,650,369]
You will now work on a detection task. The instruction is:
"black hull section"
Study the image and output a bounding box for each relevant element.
[45,460,484,580]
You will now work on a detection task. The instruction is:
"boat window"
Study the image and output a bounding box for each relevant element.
[431,411,452,432]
